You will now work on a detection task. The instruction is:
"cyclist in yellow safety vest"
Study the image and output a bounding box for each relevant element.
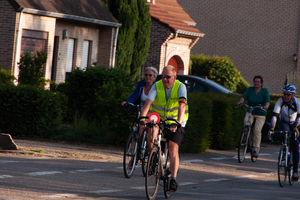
[141,65,188,192]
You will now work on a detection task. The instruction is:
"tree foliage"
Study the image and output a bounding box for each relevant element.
[103,0,151,81]
[0,68,15,85]
[18,50,47,87]
[190,54,249,93]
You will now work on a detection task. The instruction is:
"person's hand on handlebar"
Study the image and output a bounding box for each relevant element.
[121,101,126,107]
[293,127,299,137]
[268,129,274,140]
[236,102,243,106]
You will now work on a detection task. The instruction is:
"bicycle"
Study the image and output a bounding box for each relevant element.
[271,130,297,187]
[237,103,265,163]
[123,103,148,178]
[145,113,181,200]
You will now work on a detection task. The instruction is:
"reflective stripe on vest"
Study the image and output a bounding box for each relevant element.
[150,80,188,124]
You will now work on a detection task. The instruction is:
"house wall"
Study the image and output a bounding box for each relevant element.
[178,0,300,94]
[55,22,114,83]
[145,18,191,75]
[166,37,193,75]
[17,13,56,81]
[0,0,18,71]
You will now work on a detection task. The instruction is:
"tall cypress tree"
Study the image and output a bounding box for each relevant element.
[130,0,151,82]
[103,0,151,81]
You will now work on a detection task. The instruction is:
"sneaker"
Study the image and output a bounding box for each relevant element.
[292,173,299,181]
[169,179,178,192]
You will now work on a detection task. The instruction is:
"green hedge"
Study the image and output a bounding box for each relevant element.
[0,84,63,137]
[181,93,212,153]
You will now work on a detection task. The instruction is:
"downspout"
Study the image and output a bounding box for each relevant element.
[13,8,24,83]
[164,31,178,67]
[111,27,119,68]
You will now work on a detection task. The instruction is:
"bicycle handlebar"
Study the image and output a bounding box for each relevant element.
[236,103,266,112]
[140,116,181,128]
[269,130,298,143]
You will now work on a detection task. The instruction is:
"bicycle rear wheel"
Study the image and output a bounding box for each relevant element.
[123,131,138,178]
[163,150,172,199]
[146,146,160,200]
[238,127,249,163]
[278,146,287,187]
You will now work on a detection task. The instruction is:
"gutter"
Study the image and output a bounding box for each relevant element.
[13,8,24,83]
[22,8,121,28]
[111,27,119,68]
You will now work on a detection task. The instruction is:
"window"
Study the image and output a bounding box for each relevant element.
[66,38,75,80]
[81,40,90,70]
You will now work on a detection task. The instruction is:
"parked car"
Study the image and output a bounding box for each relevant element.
[155,74,233,94]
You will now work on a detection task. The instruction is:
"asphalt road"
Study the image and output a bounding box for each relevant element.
[0,139,298,200]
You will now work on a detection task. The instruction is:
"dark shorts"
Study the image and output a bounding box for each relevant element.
[165,127,185,145]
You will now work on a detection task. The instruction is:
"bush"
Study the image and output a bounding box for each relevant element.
[190,54,249,93]
[0,68,15,85]
[64,66,134,123]
[18,50,47,87]
[0,84,62,137]
[181,93,213,153]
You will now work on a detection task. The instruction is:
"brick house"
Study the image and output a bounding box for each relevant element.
[144,0,204,76]
[177,0,300,94]
[1,0,121,84]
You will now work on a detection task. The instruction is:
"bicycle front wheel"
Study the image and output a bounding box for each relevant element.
[146,146,160,200]
[141,131,148,177]
[238,127,250,163]
[278,146,287,187]
[163,150,172,199]
[288,151,294,186]
[142,142,149,177]
[123,131,138,178]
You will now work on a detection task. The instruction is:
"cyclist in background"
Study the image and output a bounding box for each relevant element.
[237,75,270,157]
[141,65,188,192]
[121,67,158,169]
[269,84,300,181]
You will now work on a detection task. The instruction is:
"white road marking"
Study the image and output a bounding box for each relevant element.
[27,171,63,176]
[41,193,78,198]
[210,157,227,160]
[235,175,257,178]
[261,172,277,176]
[133,182,197,190]
[0,161,18,164]
[182,159,203,163]
[204,178,229,182]
[75,169,104,173]
[116,165,141,169]
[132,186,146,190]
[258,153,271,156]
[179,182,198,186]
[91,190,122,193]
[0,175,13,178]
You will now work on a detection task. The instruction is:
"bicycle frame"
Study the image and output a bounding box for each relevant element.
[273,130,295,187]
[237,103,265,163]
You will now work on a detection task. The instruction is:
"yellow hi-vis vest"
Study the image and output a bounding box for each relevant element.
[150,80,189,124]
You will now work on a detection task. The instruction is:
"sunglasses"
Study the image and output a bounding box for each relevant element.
[145,74,152,77]
[162,75,175,80]
[283,93,292,96]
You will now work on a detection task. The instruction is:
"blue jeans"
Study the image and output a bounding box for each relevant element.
[279,121,300,174]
